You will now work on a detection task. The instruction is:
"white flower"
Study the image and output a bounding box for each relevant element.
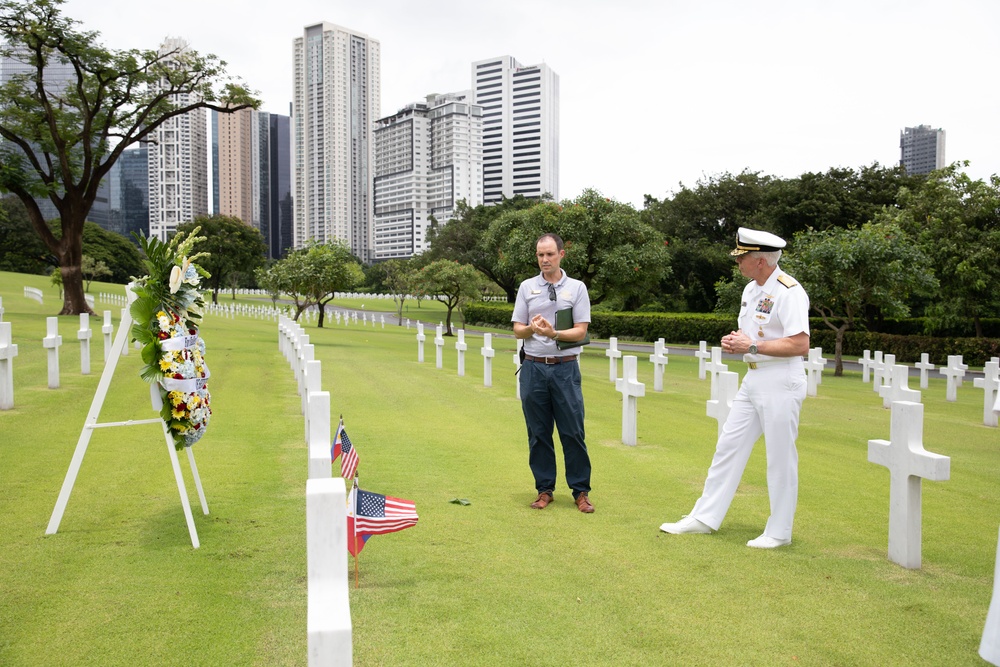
[169,265,183,294]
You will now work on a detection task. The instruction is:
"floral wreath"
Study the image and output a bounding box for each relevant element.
[130,228,212,450]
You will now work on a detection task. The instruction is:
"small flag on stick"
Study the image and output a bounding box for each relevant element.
[346,483,418,557]
[331,417,360,480]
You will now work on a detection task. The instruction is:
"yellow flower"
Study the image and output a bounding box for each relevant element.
[172,407,187,419]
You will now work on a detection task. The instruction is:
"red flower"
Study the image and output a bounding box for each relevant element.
[158,331,169,340]
[173,373,183,379]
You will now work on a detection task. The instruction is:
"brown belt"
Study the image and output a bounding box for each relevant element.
[524,354,578,365]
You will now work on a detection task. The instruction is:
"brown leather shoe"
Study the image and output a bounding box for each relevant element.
[530,491,553,509]
[575,493,594,513]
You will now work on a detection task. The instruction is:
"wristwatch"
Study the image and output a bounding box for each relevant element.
[748,343,758,355]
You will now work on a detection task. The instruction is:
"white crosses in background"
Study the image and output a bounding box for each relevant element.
[405,318,410,329]
[77,313,92,375]
[513,339,523,399]
[481,333,495,388]
[706,347,729,401]
[879,364,921,408]
[805,347,828,397]
[434,325,444,369]
[101,311,113,363]
[915,353,935,389]
[706,370,740,438]
[362,313,367,326]
[859,350,874,383]
[868,400,950,569]
[615,356,645,446]
[940,355,967,402]
[416,322,426,363]
[42,316,62,389]
[871,351,886,392]
[877,353,896,397]
[605,336,621,382]
[351,312,358,324]
[456,329,467,377]
[0,296,4,321]
[0,321,18,410]
[973,360,1000,428]
[305,477,352,664]
[695,340,711,380]
[335,312,341,325]
[23,286,43,304]
[380,315,385,329]
[648,338,669,392]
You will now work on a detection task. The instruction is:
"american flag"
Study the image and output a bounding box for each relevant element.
[331,421,359,480]
[346,485,372,556]
[354,488,418,537]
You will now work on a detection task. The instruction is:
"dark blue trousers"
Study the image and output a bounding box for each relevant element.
[519,359,591,498]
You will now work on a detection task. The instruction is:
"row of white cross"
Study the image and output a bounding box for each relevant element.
[278,316,353,666]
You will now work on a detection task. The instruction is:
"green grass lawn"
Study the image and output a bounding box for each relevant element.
[1,271,998,666]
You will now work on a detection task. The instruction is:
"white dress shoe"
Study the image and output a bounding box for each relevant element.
[746,534,791,549]
[659,516,713,534]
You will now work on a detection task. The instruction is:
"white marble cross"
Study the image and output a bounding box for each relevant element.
[859,350,874,383]
[940,355,967,402]
[695,340,711,380]
[101,311,113,363]
[878,353,896,396]
[416,322,426,362]
[615,355,645,446]
[335,311,341,325]
[0,296,4,322]
[879,364,921,408]
[973,361,1000,428]
[42,316,62,389]
[380,315,385,329]
[706,370,740,438]
[456,329,468,377]
[648,338,669,392]
[513,339,523,399]
[481,333,495,388]
[805,347,828,396]
[0,321,18,410]
[77,313,92,376]
[706,347,729,401]
[405,318,410,329]
[872,351,885,392]
[605,336,622,382]
[434,325,444,369]
[362,312,368,326]
[868,400,950,569]
[915,353,935,389]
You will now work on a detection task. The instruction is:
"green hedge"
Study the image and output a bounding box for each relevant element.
[462,302,1000,366]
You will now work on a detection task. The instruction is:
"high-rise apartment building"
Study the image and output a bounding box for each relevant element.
[292,22,381,262]
[900,125,946,175]
[373,92,483,260]
[115,146,150,241]
[472,56,558,205]
[148,39,209,241]
[218,106,257,226]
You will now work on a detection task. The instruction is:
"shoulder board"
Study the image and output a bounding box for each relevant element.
[776,274,798,288]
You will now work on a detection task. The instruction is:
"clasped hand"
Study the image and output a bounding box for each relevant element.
[531,314,556,339]
[722,330,751,355]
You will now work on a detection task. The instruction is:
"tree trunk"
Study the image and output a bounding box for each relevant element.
[317,303,326,328]
[834,325,847,376]
[58,223,94,316]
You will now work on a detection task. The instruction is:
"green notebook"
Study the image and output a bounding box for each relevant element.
[554,307,591,350]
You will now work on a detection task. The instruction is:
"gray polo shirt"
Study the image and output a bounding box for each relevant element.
[512,270,591,358]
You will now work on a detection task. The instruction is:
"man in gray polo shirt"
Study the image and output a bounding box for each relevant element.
[512,233,594,513]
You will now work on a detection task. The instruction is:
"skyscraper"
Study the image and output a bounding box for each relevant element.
[373,92,483,260]
[292,22,381,262]
[472,56,558,205]
[900,125,945,175]
[268,112,293,260]
[217,106,257,226]
[147,38,209,241]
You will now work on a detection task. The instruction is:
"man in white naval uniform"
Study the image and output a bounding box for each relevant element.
[660,227,810,548]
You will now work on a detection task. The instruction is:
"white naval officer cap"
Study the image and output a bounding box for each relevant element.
[730,227,787,256]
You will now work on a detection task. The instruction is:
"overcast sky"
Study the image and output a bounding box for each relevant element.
[61,0,1000,208]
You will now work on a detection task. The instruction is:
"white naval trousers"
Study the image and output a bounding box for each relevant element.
[690,359,807,540]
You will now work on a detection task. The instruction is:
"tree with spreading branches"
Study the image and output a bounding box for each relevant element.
[0,0,259,315]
